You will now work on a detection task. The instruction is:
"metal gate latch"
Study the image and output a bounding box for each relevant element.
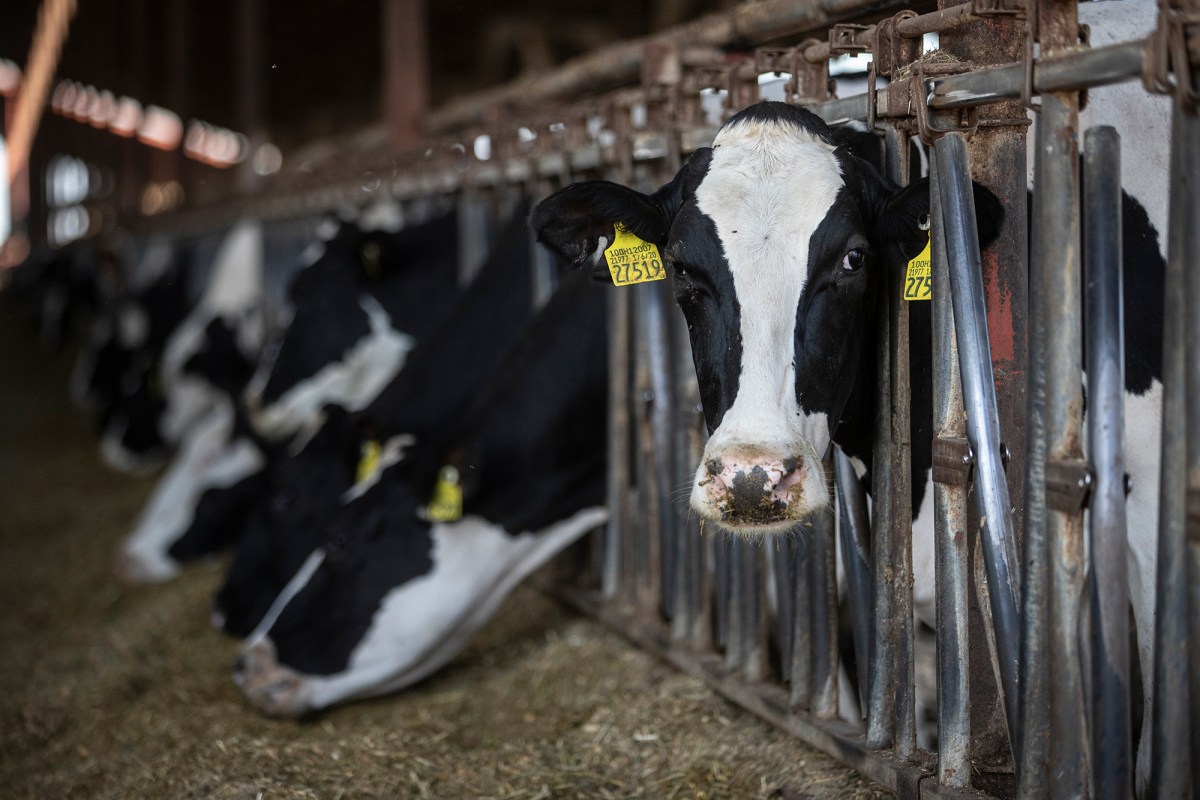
[1045,459,1094,512]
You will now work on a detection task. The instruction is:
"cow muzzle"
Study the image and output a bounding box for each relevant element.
[690,445,827,532]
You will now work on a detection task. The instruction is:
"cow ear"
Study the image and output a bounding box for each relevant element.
[874,177,1005,260]
[530,149,711,273]
[531,181,667,273]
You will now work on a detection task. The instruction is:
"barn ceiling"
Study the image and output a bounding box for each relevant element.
[1,0,736,151]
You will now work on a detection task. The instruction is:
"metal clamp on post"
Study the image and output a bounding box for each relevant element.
[971,0,1026,18]
[912,62,980,144]
[1045,459,1094,513]
[872,11,919,79]
[829,23,871,56]
[867,11,920,132]
[785,39,832,104]
[933,437,975,486]
[1142,0,1200,109]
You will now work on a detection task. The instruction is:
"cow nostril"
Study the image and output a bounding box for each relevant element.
[775,466,804,494]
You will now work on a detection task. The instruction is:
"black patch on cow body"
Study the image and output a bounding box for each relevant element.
[214,208,540,636]
[261,212,460,406]
[667,199,742,434]
[265,270,608,676]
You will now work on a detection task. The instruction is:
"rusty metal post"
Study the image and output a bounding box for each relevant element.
[1038,90,1088,799]
[929,150,972,790]
[883,125,916,760]
[1082,124,1133,800]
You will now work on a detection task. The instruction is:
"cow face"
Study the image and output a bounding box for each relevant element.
[534,102,944,534]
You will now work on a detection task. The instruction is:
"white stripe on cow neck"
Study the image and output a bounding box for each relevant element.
[245,549,328,647]
[250,294,414,438]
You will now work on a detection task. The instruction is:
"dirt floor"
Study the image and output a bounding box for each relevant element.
[0,293,891,799]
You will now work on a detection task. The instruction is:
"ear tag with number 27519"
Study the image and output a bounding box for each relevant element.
[604,223,665,287]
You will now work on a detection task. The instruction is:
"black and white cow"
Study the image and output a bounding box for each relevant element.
[231,268,608,717]
[77,244,194,472]
[115,223,267,580]
[245,210,461,440]
[116,211,463,582]
[532,10,1167,782]
[212,206,541,636]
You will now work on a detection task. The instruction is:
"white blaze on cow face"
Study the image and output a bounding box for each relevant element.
[688,118,845,531]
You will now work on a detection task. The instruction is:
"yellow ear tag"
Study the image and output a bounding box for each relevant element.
[361,241,383,279]
[903,232,932,301]
[604,223,666,287]
[356,440,382,484]
[426,466,463,523]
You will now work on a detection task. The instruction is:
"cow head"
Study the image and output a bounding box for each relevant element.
[533,102,998,534]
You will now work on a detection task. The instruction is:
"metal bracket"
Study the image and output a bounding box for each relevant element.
[912,62,980,144]
[829,23,872,56]
[933,437,975,487]
[871,11,920,79]
[1045,459,1094,513]
[1142,3,1200,110]
[971,0,1026,18]
[785,39,833,103]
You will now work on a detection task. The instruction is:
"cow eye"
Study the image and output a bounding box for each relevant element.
[842,249,867,271]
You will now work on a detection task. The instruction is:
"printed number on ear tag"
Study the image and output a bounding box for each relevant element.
[604,223,665,286]
[356,440,383,484]
[903,231,932,302]
[427,466,463,523]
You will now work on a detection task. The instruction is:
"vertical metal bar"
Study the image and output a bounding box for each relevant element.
[744,541,769,681]
[648,282,677,618]
[930,151,971,789]
[884,125,916,760]
[715,532,731,650]
[671,307,710,648]
[1017,113,1052,800]
[726,537,744,669]
[772,539,795,683]
[835,448,872,714]
[1182,97,1200,799]
[1039,90,1089,800]
[1082,124,1132,800]
[867,198,897,749]
[604,286,631,599]
[811,458,839,718]
[632,283,671,612]
[934,133,1021,746]
[791,526,814,709]
[1148,98,1195,800]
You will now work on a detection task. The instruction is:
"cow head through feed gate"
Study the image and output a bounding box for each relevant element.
[533,101,1001,534]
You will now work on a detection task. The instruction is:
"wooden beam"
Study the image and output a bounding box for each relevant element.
[382,0,429,149]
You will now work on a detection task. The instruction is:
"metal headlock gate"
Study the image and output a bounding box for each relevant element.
[142,0,1199,796]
